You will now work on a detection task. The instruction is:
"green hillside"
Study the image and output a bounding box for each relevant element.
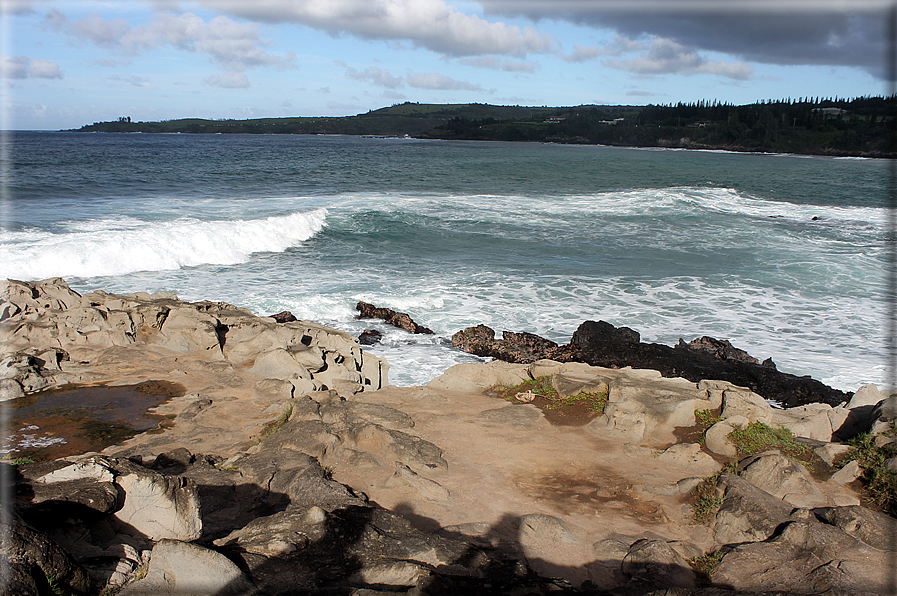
[68,97,894,157]
[69,103,565,136]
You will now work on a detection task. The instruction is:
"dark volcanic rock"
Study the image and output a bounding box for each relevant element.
[452,320,849,408]
[356,301,434,334]
[1,512,93,595]
[679,336,766,365]
[569,321,848,407]
[451,325,563,363]
[269,311,298,323]
[358,329,383,345]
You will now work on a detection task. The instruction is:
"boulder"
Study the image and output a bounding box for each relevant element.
[112,459,202,541]
[846,384,888,409]
[820,505,897,551]
[712,520,891,594]
[428,360,531,393]
[0,279,390,399]
[1,277,84,312]
[868,394,897,435]
[358,329,383,345]
[518,513,578,545]
[704,416,748,457]
[678,336,762,365]
[815,442,851,466]
[0,513,93,595]
[712,474,794,545]
[772,403,835,442]
[739,452,827,508]
[831,460,862,484]
[621,538,696,591]
[149,306,224,357]
[118,539,254,596]
[720,385,774,424]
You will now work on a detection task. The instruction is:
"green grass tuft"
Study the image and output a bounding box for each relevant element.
[261,405,294,439]
[487,375,559,402]
[727,421,812,459]
[691,461,737,525]
[695,409,722,445]
[545,387,610,414]
[690,551,725,585]
[842,433,897,516]
[1,456,36,466]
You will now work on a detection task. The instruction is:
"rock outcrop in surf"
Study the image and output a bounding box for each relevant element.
[452,320,849,408]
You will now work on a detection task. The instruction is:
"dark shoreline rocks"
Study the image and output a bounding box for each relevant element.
[452,320,850,408]
[356,301,434,335]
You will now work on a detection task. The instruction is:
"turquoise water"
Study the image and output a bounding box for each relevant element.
[3,132,888,390]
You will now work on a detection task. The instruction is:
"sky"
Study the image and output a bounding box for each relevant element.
[1,0,893,130]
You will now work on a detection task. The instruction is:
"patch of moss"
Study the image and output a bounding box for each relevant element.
[545,387,609,415]
[486,375,559,402]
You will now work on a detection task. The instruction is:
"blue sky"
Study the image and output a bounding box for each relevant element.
[2,0,891,130]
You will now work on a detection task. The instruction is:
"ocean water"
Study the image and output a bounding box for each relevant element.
[2,131,889,391]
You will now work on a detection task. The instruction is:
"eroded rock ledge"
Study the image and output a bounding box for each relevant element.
[1,278,389,402]
[4,278,896,596]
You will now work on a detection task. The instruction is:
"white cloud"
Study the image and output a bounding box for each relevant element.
[196,0,556,57]
[564,44,613,63]
[106,74,151,87]
[45,9,295,71]
[2,0,37,15]
[0,55,30,79]
[480,0,886,77]
[460,56,537,72]
[345,65,403,88]
[0,55,63,79]
[203,71,250,88]
[30,58,63,79]
[406,71,483,91]
[95,57,134,67]
[563,37,644,62]
[604,38,753,80]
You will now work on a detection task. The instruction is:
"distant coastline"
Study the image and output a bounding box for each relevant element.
[64,97,896,158]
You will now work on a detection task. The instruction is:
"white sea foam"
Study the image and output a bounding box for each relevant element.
[220,266,884,391]
[333,187,883,230]
[0,209,327,280]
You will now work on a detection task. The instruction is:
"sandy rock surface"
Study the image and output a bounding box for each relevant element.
[6,278,897,595]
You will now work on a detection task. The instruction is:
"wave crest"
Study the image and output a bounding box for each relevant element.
[0,208,328,280]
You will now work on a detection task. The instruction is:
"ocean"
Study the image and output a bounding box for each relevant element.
[2,131,888,392]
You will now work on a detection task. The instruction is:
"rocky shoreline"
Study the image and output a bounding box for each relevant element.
[2,278,897,595]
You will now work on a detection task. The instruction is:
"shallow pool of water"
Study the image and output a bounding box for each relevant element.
[2,380,184,461]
